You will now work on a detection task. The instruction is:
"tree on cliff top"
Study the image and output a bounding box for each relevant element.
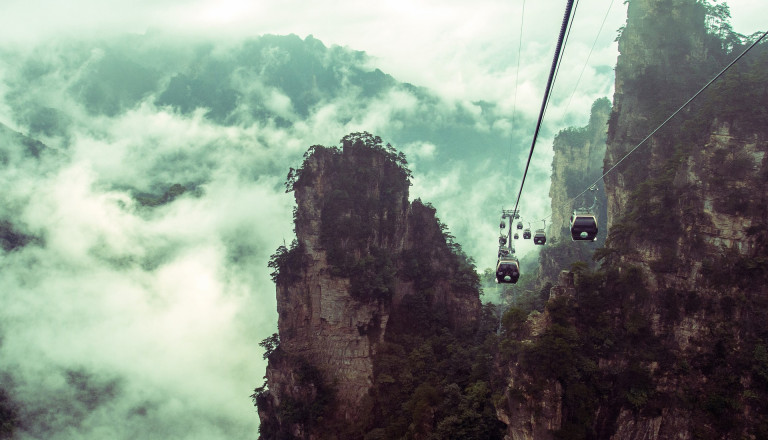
[272,132,477,300]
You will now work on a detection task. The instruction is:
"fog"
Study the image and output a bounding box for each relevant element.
[0,0,763,437]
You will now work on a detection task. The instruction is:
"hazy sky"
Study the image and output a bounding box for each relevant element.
[0,0,764,438]
[1,0,763,101]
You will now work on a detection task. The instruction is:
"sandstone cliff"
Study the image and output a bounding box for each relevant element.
[496,0,768,438]
[256,133,489,439]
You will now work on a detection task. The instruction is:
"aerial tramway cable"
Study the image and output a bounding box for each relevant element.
[563,0,616,115]
[543,28,768,222]
[511,0,577,218]
[542,0,580,121]
[505,0,526,180]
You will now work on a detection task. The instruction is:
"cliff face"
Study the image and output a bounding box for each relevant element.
[497,0,768,438]
[597,0,768,435]
[257,133,483,439]
[548,99,610,244]
[604,0,768,290]
[537,98,610,286]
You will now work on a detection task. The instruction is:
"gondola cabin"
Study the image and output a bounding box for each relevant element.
[570,213,598,241]
[496,257,520,284]
[523,228,531,239]
[514,233,519,240]
[516,221,523,230]
[533,229,546,245]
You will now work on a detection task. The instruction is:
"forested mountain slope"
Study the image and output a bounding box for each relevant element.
[495,0,768,438]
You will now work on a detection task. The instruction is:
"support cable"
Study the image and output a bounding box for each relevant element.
[511,0,576,217]
[505,0,526,179]
[563,0,616,115]
[543,0,580,121]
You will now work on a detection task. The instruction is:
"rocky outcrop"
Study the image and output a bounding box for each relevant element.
[497,372,562,440]
[273,146,397,415]
[605,0,714,234]
[498,0,768,438]
[604,0,768,433]
[537,98,610,287]
[548,98,610,244]
[496,271,575,439]
[258,134,482,438]
[604,0,768,288]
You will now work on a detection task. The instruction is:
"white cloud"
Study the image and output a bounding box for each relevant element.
[403,141,437,162]
[0,98,294,437]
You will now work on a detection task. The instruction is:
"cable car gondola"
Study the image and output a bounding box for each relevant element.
[570,212,598,241]
[514,233,519,240]
[495,257,520,284]
[533,228,546,245]
[499,235,507,246]
[523,228,531,239]
[516,221,523,230]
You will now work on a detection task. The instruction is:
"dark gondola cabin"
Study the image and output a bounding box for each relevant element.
[496,257,520,284]
[523,228,531,239]
[514,233,519,240]
[570,213,598,241]
[516,221,523,230]
[533,229,546,245]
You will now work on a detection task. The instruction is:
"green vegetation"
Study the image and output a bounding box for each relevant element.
[367,303,504,439]
[253,332,337,439]
[496,264,672,438]
[702,247,768,290]
[501,256,768,438]
[615,0,752,140]
[259,333,280,360]
[401,200,480,298]
[267,239,307,284]
[609,0,767,158]
[253,354,336,440]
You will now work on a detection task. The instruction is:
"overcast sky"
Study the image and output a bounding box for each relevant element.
[1,0,763,99]
[0,0,764,438]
